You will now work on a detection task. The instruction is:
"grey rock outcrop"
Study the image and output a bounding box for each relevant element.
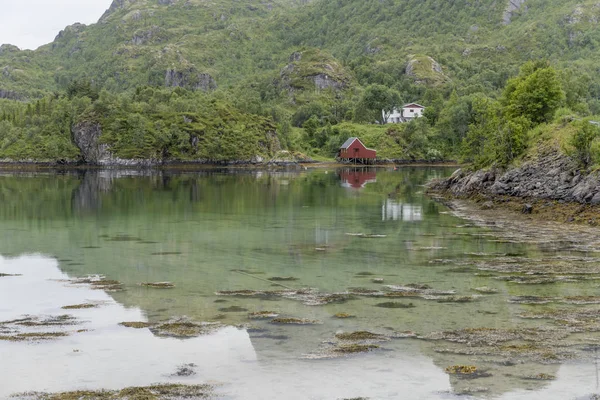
[0,44,20,55]
[165,69,217,91]
[0,89,22,100]
[312,74,345,90]
[71,121,112,164]
[132,26,163,45]
[54,23,86,41]
[100,0,140,21]
[503,0,527,24]
[430,151,600,205]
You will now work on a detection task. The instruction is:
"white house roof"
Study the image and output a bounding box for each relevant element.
[402,103,425,109]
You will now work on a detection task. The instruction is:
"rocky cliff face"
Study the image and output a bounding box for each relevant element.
[164,68,217,91]
[503,0,527,24]
[431,151,600,205]
[0,89,22,100]
[71,121,112,164]
[279,49,351,93]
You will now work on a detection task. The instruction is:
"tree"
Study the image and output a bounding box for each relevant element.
[570,120,600,168]
[354,84,401,124]
[503,61,565,125]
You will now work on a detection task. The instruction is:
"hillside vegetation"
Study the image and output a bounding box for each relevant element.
[1,0,600,164]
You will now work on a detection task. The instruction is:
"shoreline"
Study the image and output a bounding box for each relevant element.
[0,160,461,171]
[428,186,600,226]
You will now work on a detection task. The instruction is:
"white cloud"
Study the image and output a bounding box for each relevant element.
[0,0,113,50]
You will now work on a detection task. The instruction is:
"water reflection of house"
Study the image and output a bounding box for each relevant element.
[382,199,423,221]
[339,168,377,189]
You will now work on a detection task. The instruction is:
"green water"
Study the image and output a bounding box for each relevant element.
[1,167,600,399]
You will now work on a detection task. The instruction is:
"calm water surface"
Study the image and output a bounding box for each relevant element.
[0,168,599,399]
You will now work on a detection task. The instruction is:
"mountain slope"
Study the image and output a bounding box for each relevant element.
[2,0,600,163]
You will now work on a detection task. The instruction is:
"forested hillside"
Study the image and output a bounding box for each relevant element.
[1,0,600,164]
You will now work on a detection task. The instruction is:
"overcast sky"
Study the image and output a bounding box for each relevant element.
[0,0,113,50]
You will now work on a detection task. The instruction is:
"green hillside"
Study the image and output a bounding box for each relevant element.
[1,0,600,163]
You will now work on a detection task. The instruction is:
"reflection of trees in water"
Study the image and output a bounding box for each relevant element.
[71,171,113,214]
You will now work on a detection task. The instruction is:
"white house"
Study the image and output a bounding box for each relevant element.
[383,103,425,124]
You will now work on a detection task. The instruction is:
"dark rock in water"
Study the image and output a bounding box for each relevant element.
[522,204,533,214]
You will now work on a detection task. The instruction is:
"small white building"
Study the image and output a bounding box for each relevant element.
[383,103,425,124]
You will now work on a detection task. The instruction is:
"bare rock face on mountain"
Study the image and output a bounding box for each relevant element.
[279,49,351,93]
[503,0,527,24]
[405,55,448,86]
[54,23,87,41]
[0,89,21,100]
[0,44,20,55]
[164,68,217,91]
[100,0,142,21]
[72,121,112,164]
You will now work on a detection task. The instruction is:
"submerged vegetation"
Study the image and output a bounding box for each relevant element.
[140,282,175,289]
[15,384,216,400]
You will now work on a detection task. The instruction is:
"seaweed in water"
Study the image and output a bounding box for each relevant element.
[119,322,154,329]
[436,296,479,303]
[70,276,124,292]
[216,288,355,306]
[335,331,387,341]
[172,363,197,377]
[218,306,248,313]
[374,302,415,309]
[141,282,175,289]
[333,344,380,354]
[333,313,356,319]
[355,272,376,276]
[472,287,499,294]
[150,318,222,338]
[61,303,99,310]
[270,317,320,325]
[268,276,298,282]
[445,365,491,379]
[17,384,216,399]
[248,311,279,319]
[0,332,69,342]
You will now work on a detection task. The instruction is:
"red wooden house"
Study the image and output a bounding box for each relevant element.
[338,137,376,164]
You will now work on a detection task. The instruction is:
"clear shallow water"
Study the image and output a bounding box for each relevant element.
[0,168,599,399]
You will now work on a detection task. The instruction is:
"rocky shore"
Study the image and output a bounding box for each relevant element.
[428,150,600,224]
[430,151,600,204]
